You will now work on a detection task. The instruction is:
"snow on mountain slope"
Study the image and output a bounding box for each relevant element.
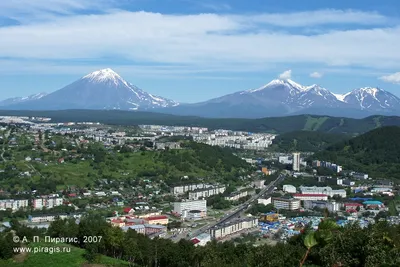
[295,85,345,108]
[0,92,48,106]
[2,69,178,110]
[342,87,400,110]
[161,78,400,118]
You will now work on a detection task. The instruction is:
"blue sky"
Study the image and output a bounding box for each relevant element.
[0,0,400,103]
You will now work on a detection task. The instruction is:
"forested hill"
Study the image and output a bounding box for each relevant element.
[313,126,400,179]
[1,110,400,134]
[271,131,351,152]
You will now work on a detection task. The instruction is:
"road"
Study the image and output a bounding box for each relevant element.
[186,173,285,239]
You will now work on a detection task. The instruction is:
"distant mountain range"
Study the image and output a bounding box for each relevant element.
[1,69,399,118]
[159,79,400,118]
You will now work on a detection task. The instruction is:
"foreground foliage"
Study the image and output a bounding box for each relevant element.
[1,215,400,267]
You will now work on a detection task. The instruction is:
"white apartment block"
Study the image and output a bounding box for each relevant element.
[171,184,213,195]
[173,199,207,217]
[32,198,63,210]
[293,194,328,201]
[272,198,301,210]
[292,152,301,171]
[188,186,226,200]
[210,217,258,239]
[299,186,347,198]
[0,199,29,211]
[225,190,248,201]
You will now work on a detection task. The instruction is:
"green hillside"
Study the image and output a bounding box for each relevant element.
[271,131,351,152]
[1,110,400,134]
[0,141,252,191]
[313,126,400,179]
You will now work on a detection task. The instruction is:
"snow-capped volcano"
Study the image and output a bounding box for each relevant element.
[247,79,306,95]
[1,68,178,111]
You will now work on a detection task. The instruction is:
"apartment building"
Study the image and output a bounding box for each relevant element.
[188,186,226,200]
[173,199,207,217]
[292,152,301,171]
[32,197,63,210]
[171,184,213,195]
[293,193,328,201]
[210,217,258,239]
[303,200,340,212]
[225,190,248,201]
[272,198,301,210]
[0,199,29,211]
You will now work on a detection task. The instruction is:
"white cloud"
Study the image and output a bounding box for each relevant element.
[379,72,400,84]
[0,7,400,75]
[310,72,323,78]
[249,9,389,27]
[279,70,292,80]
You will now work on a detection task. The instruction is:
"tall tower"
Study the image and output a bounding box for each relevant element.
[292,152,300,171]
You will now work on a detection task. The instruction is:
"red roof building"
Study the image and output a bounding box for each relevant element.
[123,207,134,214]
[344,203,364,212]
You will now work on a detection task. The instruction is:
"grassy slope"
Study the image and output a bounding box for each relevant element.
[0,243,128,267]
[1,110,400,134]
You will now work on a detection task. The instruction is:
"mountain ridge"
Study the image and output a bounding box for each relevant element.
[1,69,400,118]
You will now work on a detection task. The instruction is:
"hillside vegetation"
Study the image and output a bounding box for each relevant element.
[1,110,400,134]
[271,131,351,152]
[2,214,400,267]
[0,141,252,191]
[314,126,400,179]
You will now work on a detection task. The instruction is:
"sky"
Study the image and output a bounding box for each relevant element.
[0,0,400,103]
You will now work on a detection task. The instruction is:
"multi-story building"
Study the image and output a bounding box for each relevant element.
[303,200,340,212]
[225,190,248,201]
[209,217,258,239]
[299,186,347,198]
[173,199,207,217]
[293,193,328,201]
[292,152,300,171]
[0,199,29,211]
[272,198,301,210]
[188,186,226,200]
[171,184,213,195]
[32,197,63,210]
